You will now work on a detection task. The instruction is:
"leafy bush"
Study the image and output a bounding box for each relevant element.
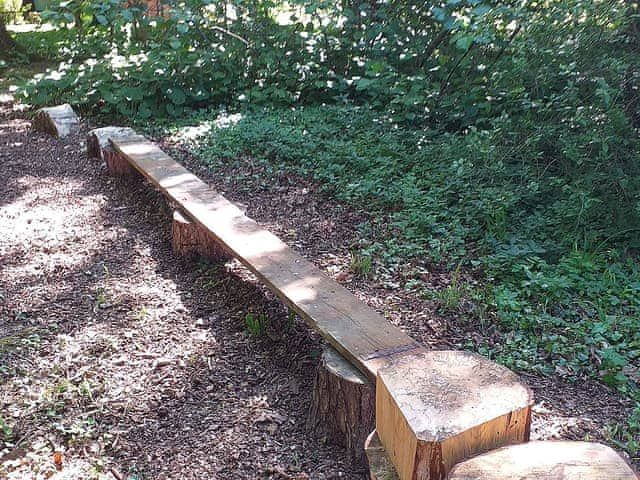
[12,27,78,59]
[22,0,637,125]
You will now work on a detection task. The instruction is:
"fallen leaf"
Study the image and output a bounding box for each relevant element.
[53,451,63,470]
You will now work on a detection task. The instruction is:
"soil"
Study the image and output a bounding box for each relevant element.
[0,95,637,480]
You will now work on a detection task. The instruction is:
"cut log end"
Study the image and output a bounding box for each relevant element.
[307,344,376,468]
[33,104,79,138]
[376,350,533,480]
[447,441,639,480]
[171,210,231,263]
[87,127,136,160]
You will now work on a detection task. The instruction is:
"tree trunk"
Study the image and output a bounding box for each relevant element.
[307,344,376,469]
[0,19,22,59]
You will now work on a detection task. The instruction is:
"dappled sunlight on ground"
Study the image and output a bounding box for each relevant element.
[0,176,107,276]
[0,103,358,479]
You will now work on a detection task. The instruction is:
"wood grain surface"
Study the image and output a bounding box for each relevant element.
[111,135,420,381]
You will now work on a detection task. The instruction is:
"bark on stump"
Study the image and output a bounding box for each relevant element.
[307,344,376,468]
[446,441,639,480]
[33,104,79,138]
[376,350,534,480]
[103,147,140,177]
[365,430,399,480]
[171,210,230,262]
[86,127,141,178]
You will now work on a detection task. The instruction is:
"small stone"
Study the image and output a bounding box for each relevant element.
[195,318,209,328]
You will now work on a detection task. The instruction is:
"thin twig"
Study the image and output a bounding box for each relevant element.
[440,41,475,96]
[210,25,250,46]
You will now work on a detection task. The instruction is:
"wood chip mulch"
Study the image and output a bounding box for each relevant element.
[0,97,637,480]
[0,101,359,479]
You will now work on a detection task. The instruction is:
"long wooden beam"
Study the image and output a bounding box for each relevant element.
[106,132,534,480]
[79,120,634,480]
[110,135,421,381]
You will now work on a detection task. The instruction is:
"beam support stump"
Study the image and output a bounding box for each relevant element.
[86,127,141,178]
[33,104,79,138]
[446,440,639,479]
[376,350,534,480]
[307,344,375,468]
[87,126,136,160]
[171,210,230,263]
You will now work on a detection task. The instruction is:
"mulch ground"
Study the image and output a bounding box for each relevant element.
[0,97,637,480]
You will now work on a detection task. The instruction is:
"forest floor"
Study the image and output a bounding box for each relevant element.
[0,95,636,480]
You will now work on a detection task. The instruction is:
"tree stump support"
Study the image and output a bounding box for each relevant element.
[103,147,140,177]
[447,440,639,479]
[307,344,376,469]
[171,210,230,263]
[376,350,534,480]
[87,127,140,177]
[87,127,136,160]
[33,104,79,138]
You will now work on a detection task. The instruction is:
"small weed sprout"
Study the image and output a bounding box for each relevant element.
[78,379,94,402]
[286,308,296,331]
[350,250,373,278]
[245,313,268,337]
[435,260,466,313]
[0,416,13,442]
[134,306,149,321]
[605,419,640,457]
[94,289,108,311]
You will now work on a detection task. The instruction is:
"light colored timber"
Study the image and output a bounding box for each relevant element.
[307,344,375,467]
[110,134,420,381]
[376,350,533,480]
[447,441,639,480]
[33,104,79,138]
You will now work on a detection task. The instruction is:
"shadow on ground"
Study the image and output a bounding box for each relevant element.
[0,104,359,479]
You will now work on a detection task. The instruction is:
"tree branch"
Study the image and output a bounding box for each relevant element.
[210,25,250,46]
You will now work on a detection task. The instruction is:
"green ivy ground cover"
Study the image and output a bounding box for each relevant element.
[159,104,640,454]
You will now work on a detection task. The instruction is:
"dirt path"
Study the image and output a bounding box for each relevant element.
[0,98,637,480]
[0,103,359,479]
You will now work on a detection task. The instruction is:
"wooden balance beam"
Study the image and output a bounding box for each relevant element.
[109,133,421,379]
[79,126,637,480]
[101,133,535,479]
